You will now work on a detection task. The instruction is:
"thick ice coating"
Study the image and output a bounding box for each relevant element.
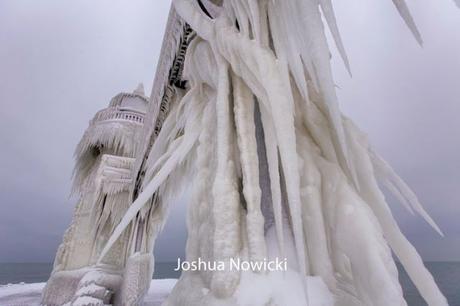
[43,1,449,306]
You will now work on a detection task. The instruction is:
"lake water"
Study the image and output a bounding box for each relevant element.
[1,262,459,305]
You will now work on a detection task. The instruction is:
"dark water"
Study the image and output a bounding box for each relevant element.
[1,262,458,305]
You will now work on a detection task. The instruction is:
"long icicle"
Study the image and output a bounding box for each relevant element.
[343,120,447,306]
[391,0,423,45]
[318,0,352,75]
[369,149,443,236]
[257,101,285,262]
[211,58,242,298]
[232,74,267,263]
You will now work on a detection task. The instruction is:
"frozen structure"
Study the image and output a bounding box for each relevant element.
[43,1,450,305]
[42,85,149,305]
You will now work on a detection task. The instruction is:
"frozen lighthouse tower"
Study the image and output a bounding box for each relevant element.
[42,85,148,305]
[43,1,451,305]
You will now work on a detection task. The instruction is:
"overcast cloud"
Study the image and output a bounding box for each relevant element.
[0,0,459,263]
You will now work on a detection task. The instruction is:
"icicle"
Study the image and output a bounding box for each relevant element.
[369,149,443,236]
[143,103,180,181]
[298,137,336,289]
[378,175,415,215]
[324,167,407,305]
[292,79,336,289]
[147,137,183,177]
[273,61,311,283]
[186,98,215,265]
[257,101,285,261]
[256,0,270,48]
[343,119,447,306]
[97,117,201,263]
[232,74,267,263]
[266,0,311,99]
[318,0,352,75]
[297,79,340,166]
[391,0,423,45]
[247,0,261,43]
[220,37,310,284]
[232,0,250,35]
[144,82,205,186]
[298,0,360,189]
[265,0,360,189]
[210,58,241,298]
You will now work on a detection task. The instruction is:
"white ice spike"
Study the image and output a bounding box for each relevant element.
[318,0,352,75]
[391,0,423,45]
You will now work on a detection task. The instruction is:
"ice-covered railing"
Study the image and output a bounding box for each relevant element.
[91,107,145,125]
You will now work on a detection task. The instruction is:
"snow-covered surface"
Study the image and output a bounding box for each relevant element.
[0,277,334,306]
[0,282,45,306]
[236,272,334,306]
[0,279,177,306]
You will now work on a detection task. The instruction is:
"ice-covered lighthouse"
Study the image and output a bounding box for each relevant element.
[43,1,448,305]
[42,85,149,304]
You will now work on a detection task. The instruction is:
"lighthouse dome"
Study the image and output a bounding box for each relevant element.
[109,83,149,114]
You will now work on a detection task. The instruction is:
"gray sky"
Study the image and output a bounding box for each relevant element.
[0,1,458,263]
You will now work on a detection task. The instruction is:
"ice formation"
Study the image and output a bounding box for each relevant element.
[43,1,449,305]
[0,280,177,305]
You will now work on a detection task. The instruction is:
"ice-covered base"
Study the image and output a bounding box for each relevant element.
[0,275,334,306]
[0,279,176,306]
